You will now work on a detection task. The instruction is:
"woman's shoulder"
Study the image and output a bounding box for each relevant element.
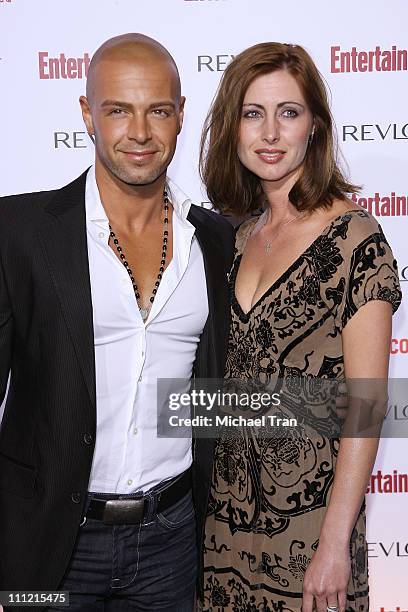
[236,216,259,234]
[235,216,259,251]
[328,201,386,249]
[327,202,402,322]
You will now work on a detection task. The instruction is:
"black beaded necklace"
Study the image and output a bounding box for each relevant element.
[109,189,170,322]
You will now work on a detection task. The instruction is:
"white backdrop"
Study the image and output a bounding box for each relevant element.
[0,0,407,608]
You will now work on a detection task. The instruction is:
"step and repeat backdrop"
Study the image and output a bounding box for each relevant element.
[0,0,407,608]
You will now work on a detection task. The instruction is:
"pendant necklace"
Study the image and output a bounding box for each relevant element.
[109,189,170,322]
[261,210,307,254]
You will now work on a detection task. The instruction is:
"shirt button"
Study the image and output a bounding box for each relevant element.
[83,433,93,445]
[127,479,133,486]
[133,427,138,436]
[71,492,81,504]
[99,232,105,239]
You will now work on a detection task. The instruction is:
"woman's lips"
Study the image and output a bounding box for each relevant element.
[255,149,286,164]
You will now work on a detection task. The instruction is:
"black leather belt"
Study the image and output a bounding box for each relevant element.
[85,468,191,525]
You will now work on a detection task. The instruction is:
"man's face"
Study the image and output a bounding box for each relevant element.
[80,55,184,186]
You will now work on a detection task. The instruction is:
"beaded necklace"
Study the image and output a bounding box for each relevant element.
[109,189,170,322]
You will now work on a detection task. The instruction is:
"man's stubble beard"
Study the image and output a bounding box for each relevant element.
[113,163,167,187]
[98,145,170,187]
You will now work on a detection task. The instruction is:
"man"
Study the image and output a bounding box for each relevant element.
[0,34,234,610]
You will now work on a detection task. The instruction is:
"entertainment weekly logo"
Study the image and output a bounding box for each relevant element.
[38,52,91,79]
[351,193,408,217]
[391,339,408,355]
[367,470,408,494]
[331,45,408,73]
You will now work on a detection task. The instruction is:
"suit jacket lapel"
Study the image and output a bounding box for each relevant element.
[37,189,229,414]
[38,171,96,411]
[187,207,232,530]
[188,206,230,379]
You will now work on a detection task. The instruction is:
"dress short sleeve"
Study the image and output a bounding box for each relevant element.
[332,210,402,332]
[234,217,258,254]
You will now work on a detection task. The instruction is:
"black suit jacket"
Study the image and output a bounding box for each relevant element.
[0,171,234,601]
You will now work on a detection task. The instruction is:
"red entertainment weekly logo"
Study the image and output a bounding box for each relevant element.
[38,52,91,79]
[367,470,408,494]
[331,45,408,73]
[352,192,408,217]
[391,339,408,355]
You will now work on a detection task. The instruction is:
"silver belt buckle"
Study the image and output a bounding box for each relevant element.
[103,498,145,525]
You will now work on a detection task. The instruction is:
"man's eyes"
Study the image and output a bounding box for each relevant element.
[152,109,172,117]
[107,108,172,117]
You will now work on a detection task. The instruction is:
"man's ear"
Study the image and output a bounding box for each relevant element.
[177,96,186,135]
[79,95,94,137]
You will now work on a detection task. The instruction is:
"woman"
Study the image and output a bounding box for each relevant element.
[200,43,401,612]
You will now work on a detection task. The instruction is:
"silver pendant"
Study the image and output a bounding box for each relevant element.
[139,307,149,321]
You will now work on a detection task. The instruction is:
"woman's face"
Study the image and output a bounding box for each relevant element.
[237,69,314,187]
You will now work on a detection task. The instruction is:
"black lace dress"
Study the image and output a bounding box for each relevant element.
[203,210,402,612]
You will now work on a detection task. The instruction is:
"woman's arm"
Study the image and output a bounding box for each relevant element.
[302,299,392,612]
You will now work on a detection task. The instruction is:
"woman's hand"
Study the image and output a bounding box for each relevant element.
[302,539,350,612]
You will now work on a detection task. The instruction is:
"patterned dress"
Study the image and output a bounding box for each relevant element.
[203,210,402,612]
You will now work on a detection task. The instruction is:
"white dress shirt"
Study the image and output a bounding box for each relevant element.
[85,167,208,494]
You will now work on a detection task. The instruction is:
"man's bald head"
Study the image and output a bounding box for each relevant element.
[79,33,185,188]
[86,33,181,105]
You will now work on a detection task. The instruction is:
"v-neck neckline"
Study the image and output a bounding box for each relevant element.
[231,209,361,322]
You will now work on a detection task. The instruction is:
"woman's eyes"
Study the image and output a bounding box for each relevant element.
[242,108,299,119]
[281,108,299,118]
[242,110,262,119]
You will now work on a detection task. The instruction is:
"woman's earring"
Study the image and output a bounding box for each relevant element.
[308,126,315,145]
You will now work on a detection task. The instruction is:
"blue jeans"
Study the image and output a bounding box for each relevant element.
[48,488,197,611]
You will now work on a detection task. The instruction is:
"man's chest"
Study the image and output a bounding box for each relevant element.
[87,230,208,341]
